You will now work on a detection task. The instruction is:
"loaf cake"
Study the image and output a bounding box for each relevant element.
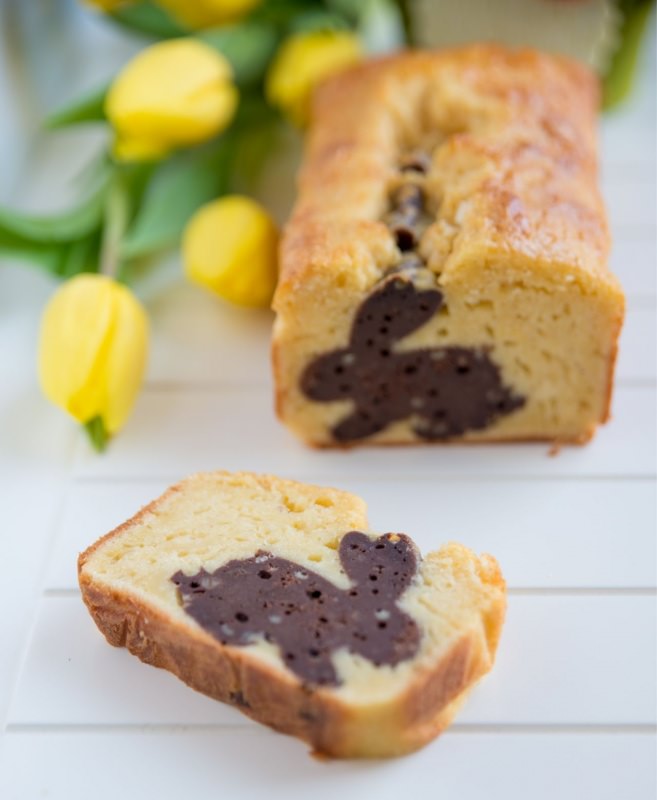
[78,471,506,758]
[272,45,625,446]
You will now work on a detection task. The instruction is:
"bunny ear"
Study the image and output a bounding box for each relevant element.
[350,277,443,350]
[172,568,203,592]
[339,531,420,598]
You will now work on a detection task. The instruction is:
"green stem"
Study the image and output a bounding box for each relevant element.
[99,172,130,281]
[603,0,654,109]
[396,0,413,44]
[84,416,109,453]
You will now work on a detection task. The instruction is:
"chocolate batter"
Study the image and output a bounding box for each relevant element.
[384,184,430,251]
[172,531,420,687]
[301,274,525,442]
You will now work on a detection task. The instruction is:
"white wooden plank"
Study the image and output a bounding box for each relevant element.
[45,481,171,592]
[45,478,657,592]
[70,386,656,480]
[617,307,656,381]
[355,478,657,590]
[609,235,656,300]
[0,268,77,731]
[1,730,654,800]
[602,117,656,172]
[0,478,68,732]
[459,594,657,726]
[603,176,656,230]
[8,595,655,727]
[145,278,273,387]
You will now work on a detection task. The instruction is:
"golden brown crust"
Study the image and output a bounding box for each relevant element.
[274,45,614,307]
[600,312,624,423]
[291,430,596,450]
[79,575,503,757]
[78,473,506,758]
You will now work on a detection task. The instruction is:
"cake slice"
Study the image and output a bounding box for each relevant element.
[272,45,625,446]
[78,471,505,758]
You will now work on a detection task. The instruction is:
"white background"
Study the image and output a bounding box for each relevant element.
[0,2,655,798]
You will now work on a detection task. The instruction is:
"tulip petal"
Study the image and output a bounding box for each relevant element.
[38,274,115,424]
[102,283,149,434]
[106,39,238,158]
[266,31,362,127]
[112,83,238,153]
[183,196,278,308]
[38,274,149,440]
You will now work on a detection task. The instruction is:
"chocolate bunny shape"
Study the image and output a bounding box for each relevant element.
[172,531,420,687]
[301,274,524,442]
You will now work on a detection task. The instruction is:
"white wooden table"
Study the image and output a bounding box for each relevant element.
[1,4,655,798]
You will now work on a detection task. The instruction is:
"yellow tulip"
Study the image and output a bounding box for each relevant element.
[38,274,149,450]
[106,39,238,161]
[183,196,278,308]
[156,0,262,29]
[266,30,362,126]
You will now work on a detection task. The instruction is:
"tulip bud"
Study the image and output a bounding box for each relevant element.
[106,39,238,161]
[156,0,262,29]
[38,274,148,451]
[183,196,278,308]
[266,31,362,127]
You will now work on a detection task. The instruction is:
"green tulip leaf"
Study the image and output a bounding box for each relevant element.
[325,0,363,21]
[199,22,279,87]
[120,146,231,259]
[230,113,286,193]
[58,234,101,279]
[250,0,326,26]
[45,84,109,130]
[0,183,107,243]
[230,93,280,132]
[289,10,351,33]
[84,416,109,453]
[0,227,103,279]
[0,229,70,274]
[107,2,186,38]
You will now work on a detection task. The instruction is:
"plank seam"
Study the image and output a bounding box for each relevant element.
[68,474,657,484]
[5,723,656,735]
[70,473,657,483]
[135,379,657,393]
[41,587,657,598]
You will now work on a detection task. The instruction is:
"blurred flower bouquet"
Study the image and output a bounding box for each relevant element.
[12,0,392,449]
[2,0,652,450]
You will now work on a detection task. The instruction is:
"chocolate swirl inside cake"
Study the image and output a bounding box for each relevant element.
[172,531,421,687]
[300,150,525,443]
